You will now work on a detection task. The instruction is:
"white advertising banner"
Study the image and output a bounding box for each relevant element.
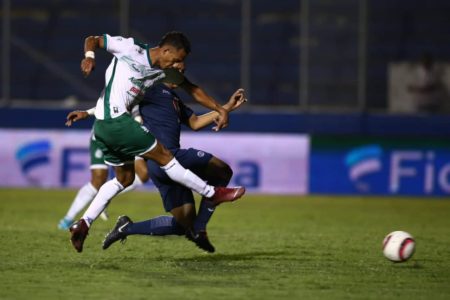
[0,129,309,194]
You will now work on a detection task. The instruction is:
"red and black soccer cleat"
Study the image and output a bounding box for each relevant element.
[207,186,246,207]
[69,219,89,253]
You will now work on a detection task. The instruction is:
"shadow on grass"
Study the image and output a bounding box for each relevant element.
[174,250,289,263]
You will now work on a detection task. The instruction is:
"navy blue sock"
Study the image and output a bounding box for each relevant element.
[126,216,184,236]
[193,197,215,232]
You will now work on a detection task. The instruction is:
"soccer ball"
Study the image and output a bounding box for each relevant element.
[382,231,415,262]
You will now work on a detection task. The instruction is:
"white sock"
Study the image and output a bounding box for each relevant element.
[121,174,143,194]
[82,178,124,227]
[161,158,215,197]
[65,182,98,221]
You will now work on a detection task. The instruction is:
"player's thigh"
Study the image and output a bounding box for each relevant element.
[94,115,156,165]
[173,148,213,179]
[141,140,173,166]
[158,183,195,213]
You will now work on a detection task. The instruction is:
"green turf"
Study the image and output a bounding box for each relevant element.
[0,189,449,300]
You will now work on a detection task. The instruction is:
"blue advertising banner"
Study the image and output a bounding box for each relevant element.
[310,137,450,196]
[0,129,309,195]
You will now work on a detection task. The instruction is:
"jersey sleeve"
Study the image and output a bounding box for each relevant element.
[179,101,194,125]
[103,34,135,57]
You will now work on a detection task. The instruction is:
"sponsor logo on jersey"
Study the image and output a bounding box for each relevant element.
[129,86,141,96]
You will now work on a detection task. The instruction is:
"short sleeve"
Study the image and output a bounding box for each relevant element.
[103,34,135,57]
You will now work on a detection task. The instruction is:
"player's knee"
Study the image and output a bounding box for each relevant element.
[116,173,135,188]
[159,145,172,160]
[91,171,108,190]
[221,164,233,185]
[209,163,233,186]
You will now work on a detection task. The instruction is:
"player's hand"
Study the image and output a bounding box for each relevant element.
[81,57,95,77]
[225,88,247,112]
[133,115,143,124]
[65,110,89,127]
[212,107,229,132]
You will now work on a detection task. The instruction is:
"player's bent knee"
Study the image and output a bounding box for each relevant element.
[222,164,233,183]
[117,175,134,188]
[90,169,109,190]
[207,159,233,186]
[115,167,135,188]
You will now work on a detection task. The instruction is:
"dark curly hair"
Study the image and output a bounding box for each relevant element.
[158,31,191,54]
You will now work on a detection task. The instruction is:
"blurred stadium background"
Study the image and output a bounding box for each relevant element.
[1,0,450,197]
[1,2,450,299]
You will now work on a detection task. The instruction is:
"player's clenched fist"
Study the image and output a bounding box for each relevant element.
[81,57,95,77]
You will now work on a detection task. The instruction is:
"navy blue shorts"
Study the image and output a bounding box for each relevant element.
[147,148,213,212]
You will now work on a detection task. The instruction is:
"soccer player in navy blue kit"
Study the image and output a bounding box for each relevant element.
[102,76,246,252]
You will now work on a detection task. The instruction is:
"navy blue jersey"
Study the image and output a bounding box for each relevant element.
[139,84,193,150]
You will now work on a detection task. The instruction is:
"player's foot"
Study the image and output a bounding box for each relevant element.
[102,215,132,250]
[69,219,89,253]
[58,217,73,230]
[207,186,246,207]
[99,210,109,221]
[186,229,215,253]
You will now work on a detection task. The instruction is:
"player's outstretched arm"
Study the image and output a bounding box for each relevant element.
[80,36,105,77]
[179,78,229,130]
[65,107,95,127]
[188,88,247,131]
[223,88,247,112]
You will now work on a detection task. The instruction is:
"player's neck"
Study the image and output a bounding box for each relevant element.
[148,47,159,67]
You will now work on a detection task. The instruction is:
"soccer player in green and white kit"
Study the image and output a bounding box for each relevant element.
[69,31,245,253]
[57,127,149,230]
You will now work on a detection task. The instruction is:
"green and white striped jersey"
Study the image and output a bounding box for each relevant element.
[94,34,165,120]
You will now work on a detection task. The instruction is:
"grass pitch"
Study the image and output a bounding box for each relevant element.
[0,189,449,300]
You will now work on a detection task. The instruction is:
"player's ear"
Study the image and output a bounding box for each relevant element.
[161,46,171,54]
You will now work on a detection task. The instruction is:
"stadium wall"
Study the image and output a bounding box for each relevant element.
[1,108,449,197]
[1,108,450,136]
[0,128,309,195]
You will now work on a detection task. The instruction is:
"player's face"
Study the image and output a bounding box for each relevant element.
[159,46,187,69]
[165,62,185,89]
[172,62,185,73]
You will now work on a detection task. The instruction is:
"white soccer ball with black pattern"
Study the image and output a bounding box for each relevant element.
[382,231,415,262]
